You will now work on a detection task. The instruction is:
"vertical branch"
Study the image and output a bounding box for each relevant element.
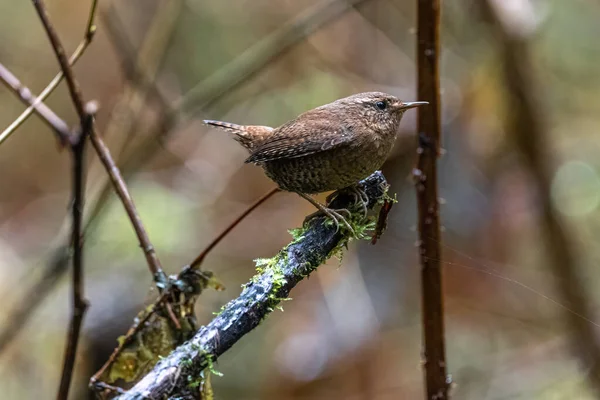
[415,0,449,398]
[57,124,90,400]
[481,0,600,395]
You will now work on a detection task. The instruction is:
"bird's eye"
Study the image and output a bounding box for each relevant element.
[375,101,386,110]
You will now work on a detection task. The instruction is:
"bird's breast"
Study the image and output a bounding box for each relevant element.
[260,137,393,194]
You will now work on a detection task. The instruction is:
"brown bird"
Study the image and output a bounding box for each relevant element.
[204,92,427,232]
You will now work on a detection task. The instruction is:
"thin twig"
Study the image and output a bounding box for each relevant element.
[414,0,449,398]
[87,124,166,281]
[115,171,388,399]
[0,62,71,144]
[57,119,90,400]
[89,297,158,387]
[481,0,600,395]
[0,0,97,145]
[32,0,87,119]
[188,188,280,270]
[92,381,127,397]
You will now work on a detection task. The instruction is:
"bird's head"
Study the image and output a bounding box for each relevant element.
[334,91,428,133]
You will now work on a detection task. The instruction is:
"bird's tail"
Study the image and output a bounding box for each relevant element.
[203,119,273,151]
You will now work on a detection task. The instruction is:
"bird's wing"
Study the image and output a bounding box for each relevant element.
[245,111,355,163]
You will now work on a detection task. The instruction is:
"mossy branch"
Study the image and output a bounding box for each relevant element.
[115,171,389,400]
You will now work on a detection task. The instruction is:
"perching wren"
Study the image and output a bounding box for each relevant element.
[204,92,427,232]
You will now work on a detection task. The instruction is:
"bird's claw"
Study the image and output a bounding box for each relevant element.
[326,186,369,219]
[349,186,369,218]
[304,207,354,235]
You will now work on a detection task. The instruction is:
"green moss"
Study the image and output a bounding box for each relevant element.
[205,354,223,377]
[325,215,376,263]
[378,190,397,205]
[242,186,388,315]
[181,356,193,367]
[288,227,306,243]
[212,303,228,316]
[106,312,180,383]
[263,261,290,312]
[183,349,221,399]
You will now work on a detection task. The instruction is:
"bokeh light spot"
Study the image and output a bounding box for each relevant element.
[551,161,600,217]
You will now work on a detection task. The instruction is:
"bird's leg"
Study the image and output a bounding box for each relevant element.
[325,186,369,219]
[349,186,369,218]
[298,192,354,235]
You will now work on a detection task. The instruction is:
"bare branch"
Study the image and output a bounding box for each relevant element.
[87,124,166,281]
[115,171,388,400]
[188,188,280,270]
[32,0,87,119]
[57,116,90,400]
[0,62,71,144]
[414,0,449,398]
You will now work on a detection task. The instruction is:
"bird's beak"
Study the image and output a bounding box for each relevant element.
[398,101,429,110]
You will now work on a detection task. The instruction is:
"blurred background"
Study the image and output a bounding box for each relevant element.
[1,0,600,398]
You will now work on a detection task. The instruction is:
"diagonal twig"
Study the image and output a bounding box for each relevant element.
[87,126,167,282]
[414,0,449,398]
[33,0,87,118]
[188,187,280,270]
[0,62,72,145]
